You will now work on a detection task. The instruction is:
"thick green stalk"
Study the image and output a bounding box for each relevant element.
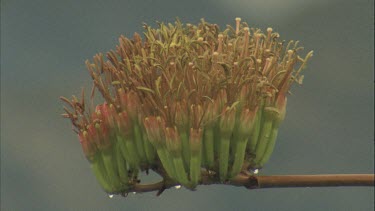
[101,148,122,190]
[125,140,141,167]
[213,124,220,158]
[189,128,203,188]
[219,136,231,181]
[228,114,241,178]
[248,108,262,153]
[155,147,176,180]
[258,125,279,167]
[91,153,114,193]
[230,137,248,178]
[253,115,273,166]
[180,132,190,168]
[117,135,140,169]
[190,152,202,187]
[133,123,147,163]
[203,127,214,169]
[172,156,190,186]
[142,132,156,164]
[218,107,236,182]
[115,141,129,184]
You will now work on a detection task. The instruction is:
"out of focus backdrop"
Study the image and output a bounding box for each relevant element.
[1,0,374,210]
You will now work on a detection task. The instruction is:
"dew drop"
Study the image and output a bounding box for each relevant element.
[108,194,114,198]
[174,185,181,189]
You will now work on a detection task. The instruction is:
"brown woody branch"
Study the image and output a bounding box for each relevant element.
[128,173,374,196]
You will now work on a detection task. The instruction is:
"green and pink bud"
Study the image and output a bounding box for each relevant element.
[219,107,236,137]
[144,116,166,147]
[127,91,141,120]
[238,108,258,136]
[175,101,189,131]
[189,128,203,155]
[202,102,217,126]
[190,104,203,129]
[214,89,227,114]
[78,130,97,162]
[115,111,133,137]
[96,103,118,133]
[117,89,140,120]
[165,126,182,155]
[274,95,287,127]
[95,122,112,150]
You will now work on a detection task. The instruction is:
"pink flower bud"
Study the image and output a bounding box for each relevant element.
[144,116,166,147]
[175,101,188,130]
[238,108,257,136]
[189,128,203,154]
[219,107,236,136]
[116,111,133,137]
[165,126,181,154]
[95,123,112,150]
[79,131,97,162]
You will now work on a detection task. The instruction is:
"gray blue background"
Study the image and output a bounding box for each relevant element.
[1,0,374,210]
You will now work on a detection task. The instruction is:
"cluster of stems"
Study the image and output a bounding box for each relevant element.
[61,18,313,194]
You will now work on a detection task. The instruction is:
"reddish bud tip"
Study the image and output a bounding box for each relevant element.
[144,116,166,147]
[219,107,236,136]
[175,101,188,130]
[95,123,112,150]
[116,111,133,137]
[239,108,257,136]
[165,126,181,154]
[79,131,97,161]
[189,128,203,153]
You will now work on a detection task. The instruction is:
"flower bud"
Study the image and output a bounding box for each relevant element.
[116,111,133,137]
[214,89,227,114]
[127,91,140,120]
[144,116,166,147]
[189,128,203,155]
[165,126,181,155]
[79,131,97,162]
[175,101,188,131]
[238,108,258,136]
[219,107,236,137]
[95,123,112,150]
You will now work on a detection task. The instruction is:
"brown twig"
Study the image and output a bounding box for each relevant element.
[127,174,374,196]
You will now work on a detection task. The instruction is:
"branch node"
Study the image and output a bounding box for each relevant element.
[244,176,259,189]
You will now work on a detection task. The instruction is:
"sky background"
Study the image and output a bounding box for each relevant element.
[1,0,374,210]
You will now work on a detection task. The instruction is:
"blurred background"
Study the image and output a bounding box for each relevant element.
[1,0,374,210]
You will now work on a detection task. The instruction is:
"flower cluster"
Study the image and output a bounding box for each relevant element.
[61,18,313,194]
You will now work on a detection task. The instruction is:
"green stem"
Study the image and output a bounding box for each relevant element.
[213,124,220,159]
[101,148,122,191]
[253,117,273,167]
[172,156,190,186]
[115,142,129,185]
[203,127,214,169]
[248,109,262,154]
[180,132,190,168]
[230,138,248,178]
[142,133,156,165]
[219,136,231,181]
[156,147,176,180]
[118,135,140,169]
[190,153,201,187]
[258,125,279,167]
[134,123,147,163]
[91,154,114,193]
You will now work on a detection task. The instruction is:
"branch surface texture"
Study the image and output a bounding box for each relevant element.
[129,173,374,196]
